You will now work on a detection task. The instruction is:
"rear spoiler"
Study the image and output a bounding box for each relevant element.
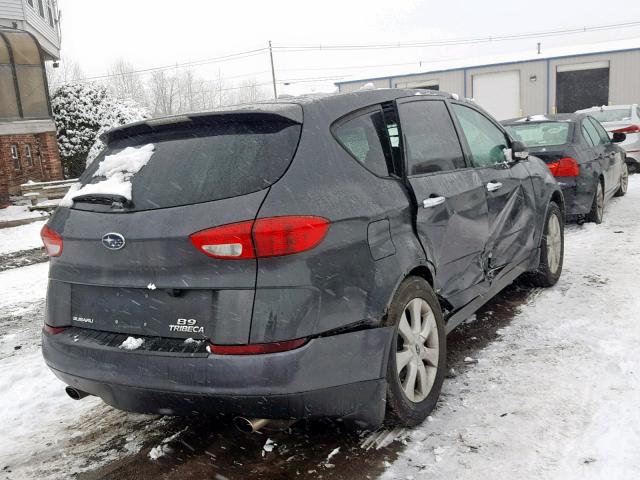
[101,103,303,144]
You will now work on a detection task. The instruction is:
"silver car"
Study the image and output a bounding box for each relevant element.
[577,105,640,171]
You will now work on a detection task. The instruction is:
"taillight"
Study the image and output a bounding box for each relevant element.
[43,324,68,335]
[190,216,330,260]
[207,337,307,355]
[547,157,580,177]
[612,124,640,134]
[41,225,63,257]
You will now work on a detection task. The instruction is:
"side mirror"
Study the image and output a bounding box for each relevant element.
[511,140,529,161]
[612,132,626,143]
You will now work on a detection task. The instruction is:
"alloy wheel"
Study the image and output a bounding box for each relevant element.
[546,212,562,274]
[396,298,439,403]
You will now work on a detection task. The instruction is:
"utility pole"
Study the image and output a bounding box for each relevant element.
[269,40,277,99]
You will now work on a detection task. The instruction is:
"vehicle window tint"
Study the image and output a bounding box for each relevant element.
[397,100,465,175]
[636,107,640,119]
[505,122,570,147]
[588,117,611,145]
[76,115,302,212]
[452,104,509,167]
[333,108,393,177]
[581,123,596,147]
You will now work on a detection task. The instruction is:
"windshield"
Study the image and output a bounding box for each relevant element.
[505,122,571,147]
[586,108,632,123]
[73,116,302,211]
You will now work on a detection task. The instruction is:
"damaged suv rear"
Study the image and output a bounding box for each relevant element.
[42,90,564,428]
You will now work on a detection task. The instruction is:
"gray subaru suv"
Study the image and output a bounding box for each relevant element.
[41,90,564,428]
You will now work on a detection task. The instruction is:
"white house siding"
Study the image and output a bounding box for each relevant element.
[0,0,24,20]
[22,0,60,59]
[1,0,59,59]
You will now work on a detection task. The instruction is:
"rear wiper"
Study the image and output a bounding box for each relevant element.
[72,193,133,209]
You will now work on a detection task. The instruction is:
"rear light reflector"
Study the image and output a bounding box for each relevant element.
[611,124,640,134]
[43,324,68,335]
[40,225,63,257]
[190,221,255,259]
[190,216,330,260]
[207,337,307,355]
[547,157,580,177]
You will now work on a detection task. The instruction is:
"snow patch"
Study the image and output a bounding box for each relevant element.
[359,82,376,91]
[59,144,155,207]
[119,337,145,350]
[262,438,276,457]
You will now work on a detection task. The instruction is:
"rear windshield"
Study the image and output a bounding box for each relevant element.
[586,108,632,123]
[75,115,302,211]
[505,122,571,147]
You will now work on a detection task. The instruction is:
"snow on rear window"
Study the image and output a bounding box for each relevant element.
[70,116,301,212]
[60,144,155,207]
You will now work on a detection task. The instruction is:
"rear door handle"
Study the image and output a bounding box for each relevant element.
[486,181,503,192]
[423,196,445,208]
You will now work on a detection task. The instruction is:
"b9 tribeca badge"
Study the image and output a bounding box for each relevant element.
[169,318,204,334]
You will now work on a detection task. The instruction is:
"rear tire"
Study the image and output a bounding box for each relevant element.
[615,163,628,197]
[384,276,446,427]
[586,180,604,224]
[527,202,564,288]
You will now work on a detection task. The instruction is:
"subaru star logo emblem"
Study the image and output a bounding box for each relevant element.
[102,233,126,251]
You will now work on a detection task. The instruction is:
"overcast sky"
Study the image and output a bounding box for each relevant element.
[56,0,640,95]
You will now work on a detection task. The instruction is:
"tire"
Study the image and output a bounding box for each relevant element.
[615,163,629,197]
[527,201,564,288]
[586,180,604,224]
[384,276,446,427]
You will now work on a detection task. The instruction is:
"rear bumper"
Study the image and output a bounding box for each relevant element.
[42,326,393,426]
[556,177,596,216]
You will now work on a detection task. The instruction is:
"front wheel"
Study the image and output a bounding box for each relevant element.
[384,277,446,427]
[615,163,628,197]
[527,201,564,288]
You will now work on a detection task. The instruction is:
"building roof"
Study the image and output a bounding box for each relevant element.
[336,37,640,86]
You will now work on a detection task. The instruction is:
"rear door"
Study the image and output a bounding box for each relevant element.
[450,102,537,276]
[589,116,622,197]
[47,112,303,344]
[396,97,490,308]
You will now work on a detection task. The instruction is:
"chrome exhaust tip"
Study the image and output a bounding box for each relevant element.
[65,386,90,400]
[233,416,271,433]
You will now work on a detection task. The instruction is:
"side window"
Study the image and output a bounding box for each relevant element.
[397,100,466,175]
[452,104,510,167]
[10,144,20,170]
[581,122,596,147]
[333,107,393,177]
[589,117,611,145]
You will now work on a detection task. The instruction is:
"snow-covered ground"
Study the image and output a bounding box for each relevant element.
[384,177,640,479]
[0,205,45,223]
[0,177,639,479]
[0,220,46,254]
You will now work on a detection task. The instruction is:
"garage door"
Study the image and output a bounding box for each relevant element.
[472,71,521,120]
[556,61,609,113]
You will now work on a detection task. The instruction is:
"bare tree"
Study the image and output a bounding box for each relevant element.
[107,59,147,107]
[46,58,85,93]
[148,70,179,116]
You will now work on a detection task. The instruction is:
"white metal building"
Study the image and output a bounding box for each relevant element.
[335,39,640,120]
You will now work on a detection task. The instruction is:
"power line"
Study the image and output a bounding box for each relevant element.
[63,47,269,84]
[272,20,640,51]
